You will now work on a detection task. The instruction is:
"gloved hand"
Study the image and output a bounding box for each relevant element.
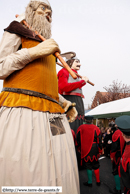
[62,100,78,123]
[28,38,61,60]
[62,99,72,112]
[81,76,89,83]
[58,94,78,123]
[67,107,78,123]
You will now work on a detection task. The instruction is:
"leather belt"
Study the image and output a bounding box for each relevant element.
[2,87,59,105]
[63,92,84,98]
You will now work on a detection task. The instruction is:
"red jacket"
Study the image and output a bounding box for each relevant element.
[57,68,86,95]
[77,124,102,160]
[110,129,125,165]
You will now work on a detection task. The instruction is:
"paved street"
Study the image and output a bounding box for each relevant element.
[79,156,124,194]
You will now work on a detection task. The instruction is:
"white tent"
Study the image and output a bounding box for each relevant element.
[85,97,130,119]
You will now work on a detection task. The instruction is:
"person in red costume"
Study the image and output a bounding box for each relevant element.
[115,115,130,194]
[58,52,89,134]
[110,125,126,194]
[76,115,102,187]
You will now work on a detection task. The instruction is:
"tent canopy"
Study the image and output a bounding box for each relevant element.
[85,97,130,119]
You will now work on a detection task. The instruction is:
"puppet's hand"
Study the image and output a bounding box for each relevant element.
[58,94,78,122]
[81,76,89,83]
[62,100,78,122]
[28,39,61,60]
[67,107,78,123]
[62,100,72,112]
[59,94,72,112]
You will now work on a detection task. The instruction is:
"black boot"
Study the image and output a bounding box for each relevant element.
[109,188,121,194]
[96,182,101,186]
[83,182,92,187]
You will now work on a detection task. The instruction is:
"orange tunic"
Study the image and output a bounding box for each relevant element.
[0,37,64,114]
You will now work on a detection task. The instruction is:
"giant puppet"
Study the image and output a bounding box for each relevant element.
[0,1,80,193]
[58,52,89,134]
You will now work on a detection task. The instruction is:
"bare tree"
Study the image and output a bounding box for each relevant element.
[103,80,130,101]
[91,80,130,109]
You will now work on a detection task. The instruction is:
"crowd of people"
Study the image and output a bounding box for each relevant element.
[70,116,130,194]
[0,0,130,194]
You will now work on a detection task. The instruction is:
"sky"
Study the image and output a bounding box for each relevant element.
[0,0,130,109]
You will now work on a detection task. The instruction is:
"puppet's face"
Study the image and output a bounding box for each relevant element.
[25,1,52,38]
[71,59,81,71]
[35,3,52,23]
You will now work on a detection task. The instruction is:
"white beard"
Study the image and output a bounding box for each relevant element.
[26,13,52,39]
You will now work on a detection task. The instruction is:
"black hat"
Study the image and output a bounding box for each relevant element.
[111,126,117,133]
[84,115,94,120]
[115,115,130,136]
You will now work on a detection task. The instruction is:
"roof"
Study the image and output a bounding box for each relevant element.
[85,97,130,119]
[91,91,130,109]
[91,91,109,109]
